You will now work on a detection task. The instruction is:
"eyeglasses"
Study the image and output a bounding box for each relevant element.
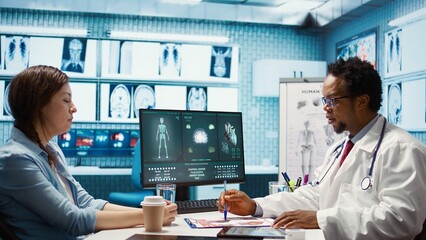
[321,96,350,109]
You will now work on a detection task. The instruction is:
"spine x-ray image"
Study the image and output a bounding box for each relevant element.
[106,40,133,75]
[158,43,182,77]
[4,35,30,72]
[61,37,87,73]
[187,87,207,111]
[210,46,232,78]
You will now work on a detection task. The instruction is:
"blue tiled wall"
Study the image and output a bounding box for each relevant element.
[324,0,426,144]
[0,9,324,168]
[1,0,425,199]
[0,8,324,198]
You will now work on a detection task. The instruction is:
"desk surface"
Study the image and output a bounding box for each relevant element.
[85,211,325,240]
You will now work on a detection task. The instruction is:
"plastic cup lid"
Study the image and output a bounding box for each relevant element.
[141,196,166,206]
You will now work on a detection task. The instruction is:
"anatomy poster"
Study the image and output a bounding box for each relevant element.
[279,81,346,183]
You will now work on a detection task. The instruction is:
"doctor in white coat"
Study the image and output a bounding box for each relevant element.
[218,57,426,240]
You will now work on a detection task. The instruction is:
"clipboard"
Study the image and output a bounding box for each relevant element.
[184,216,274,229]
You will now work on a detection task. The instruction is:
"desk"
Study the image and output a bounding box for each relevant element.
[85,211,325,240]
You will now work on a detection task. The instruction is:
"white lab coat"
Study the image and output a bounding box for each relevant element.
[256,116,426,240]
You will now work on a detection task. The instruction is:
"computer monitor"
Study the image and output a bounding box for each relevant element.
[138,109,245,200]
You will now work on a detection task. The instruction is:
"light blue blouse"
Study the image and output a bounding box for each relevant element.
[0,127,108,240]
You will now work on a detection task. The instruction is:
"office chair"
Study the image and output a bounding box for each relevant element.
[108,140,155,208]
[0,216,20,240]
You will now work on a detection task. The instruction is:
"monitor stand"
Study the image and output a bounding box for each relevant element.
[175,186,191,202]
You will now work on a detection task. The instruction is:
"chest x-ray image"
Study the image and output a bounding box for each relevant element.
[133,84,155,118]
[158,43,182,77]
[386,29,402,74]
[388,83,402,125]
[109,84,131,119]
[210,46,232,78]
[4,35,30,72]
[61,38,87,73]
[187,87,207,111]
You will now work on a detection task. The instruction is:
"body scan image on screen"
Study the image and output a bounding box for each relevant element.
[139,109,245,190]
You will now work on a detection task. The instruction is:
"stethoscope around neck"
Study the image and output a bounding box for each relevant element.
[312,118,387,190]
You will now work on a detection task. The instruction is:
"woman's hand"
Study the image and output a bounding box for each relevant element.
[163,202,177,225]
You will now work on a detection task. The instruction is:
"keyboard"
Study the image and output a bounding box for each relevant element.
[176,199,218,214]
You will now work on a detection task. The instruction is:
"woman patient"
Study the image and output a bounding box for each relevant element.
[0,65,177,239]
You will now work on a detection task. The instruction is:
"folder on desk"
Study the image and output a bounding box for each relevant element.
[184,216,274,229]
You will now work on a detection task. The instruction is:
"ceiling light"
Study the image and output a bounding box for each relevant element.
[0,26,89,37]
[106,30,229,44]
[388,8,426,27]
[279,0,325,11]
[160,0,202,4]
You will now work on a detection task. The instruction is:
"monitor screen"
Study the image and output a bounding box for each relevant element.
[57,129,138,157]
[139,109,245,188]
[336,28,377,69]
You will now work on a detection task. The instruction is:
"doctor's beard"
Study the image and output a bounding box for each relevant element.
[334,121,347,135]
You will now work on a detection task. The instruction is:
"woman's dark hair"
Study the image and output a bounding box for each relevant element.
[8,65,69,167]
[327,57,382,112]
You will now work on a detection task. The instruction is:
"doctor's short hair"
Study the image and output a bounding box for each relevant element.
[327,57,382,112]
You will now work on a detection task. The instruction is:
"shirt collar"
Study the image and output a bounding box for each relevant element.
[10,127,47,157]
[350,114,380,144]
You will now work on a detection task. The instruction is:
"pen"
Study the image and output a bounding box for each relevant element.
[281,172,293,192]
[282,172,291,183]
[296,177,302,188]
[303,174,309,185]
[223,179,227,220]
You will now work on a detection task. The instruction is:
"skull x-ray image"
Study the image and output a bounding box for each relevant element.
[109,84,131,119]
[158,43,182,77]
[210,46,232,78]
[4,35,30,72]
[0,40,2,70]
[61,38,87,73]
[187,87,207,111]
[388,83,402,125]
[3,82,12,117]
[133,84,155,118]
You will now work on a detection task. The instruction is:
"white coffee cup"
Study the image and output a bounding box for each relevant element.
[141,196,166,232]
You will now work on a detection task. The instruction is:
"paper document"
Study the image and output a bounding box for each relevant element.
[184,216,274,229]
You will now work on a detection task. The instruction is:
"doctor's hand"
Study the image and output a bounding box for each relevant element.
[272,210,319,229]
[217,189,257,216]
